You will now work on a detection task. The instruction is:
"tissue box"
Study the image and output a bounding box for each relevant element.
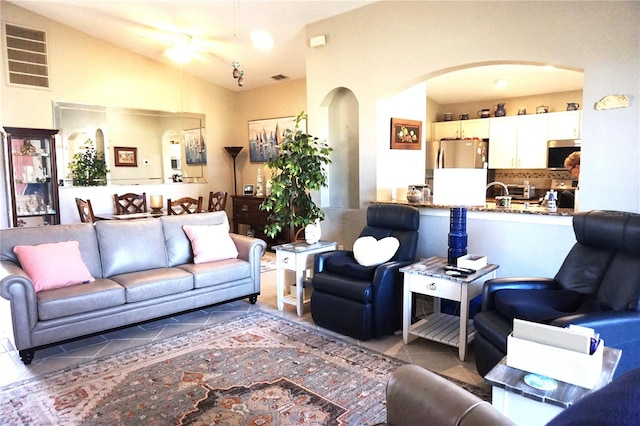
[457,254,487,269]
[506,334,603,389]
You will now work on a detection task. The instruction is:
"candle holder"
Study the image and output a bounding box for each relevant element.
[150,195,164,214]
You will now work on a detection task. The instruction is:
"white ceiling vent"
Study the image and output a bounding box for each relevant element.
[4,23,49,88]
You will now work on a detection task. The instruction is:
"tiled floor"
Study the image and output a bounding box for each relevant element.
[0,253,488,391]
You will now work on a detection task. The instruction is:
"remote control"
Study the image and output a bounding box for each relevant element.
[444,265,476,275]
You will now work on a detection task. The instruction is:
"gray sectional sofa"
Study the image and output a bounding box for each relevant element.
[0,212,266,364]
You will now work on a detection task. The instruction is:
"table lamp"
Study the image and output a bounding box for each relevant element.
[433,168,488,265]
[150,195,163,214]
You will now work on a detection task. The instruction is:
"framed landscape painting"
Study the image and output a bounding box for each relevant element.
[248,116,306,163]
[390,118,422,150]
[184,128,207,165]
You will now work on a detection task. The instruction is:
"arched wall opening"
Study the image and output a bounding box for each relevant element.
[322,87,359,210]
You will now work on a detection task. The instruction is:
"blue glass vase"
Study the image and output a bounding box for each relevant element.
[448,207,468,265]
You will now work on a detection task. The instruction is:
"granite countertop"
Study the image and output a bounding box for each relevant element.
[376,200,575,216]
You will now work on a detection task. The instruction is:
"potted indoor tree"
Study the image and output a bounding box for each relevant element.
[260,111,332,243]
[68,139,109,186]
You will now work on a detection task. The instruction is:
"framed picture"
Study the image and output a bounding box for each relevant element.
[390,118,422,150]
[114,146,138,167]
[248,115,306,163]
[243,184,255,195]
[184,128,207,165]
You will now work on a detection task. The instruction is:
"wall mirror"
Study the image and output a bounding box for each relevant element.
[53,101,207,186]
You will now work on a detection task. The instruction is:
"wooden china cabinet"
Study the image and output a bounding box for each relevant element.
[4,127,60,227]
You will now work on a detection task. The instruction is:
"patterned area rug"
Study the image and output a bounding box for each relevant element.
[1,312,399,425]
[0,312,490,425]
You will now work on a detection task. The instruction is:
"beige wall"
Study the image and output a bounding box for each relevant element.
[235,80,307,195]
[0,2,305,226]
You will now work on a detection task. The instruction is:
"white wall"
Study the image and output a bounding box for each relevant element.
[306,1,639,212]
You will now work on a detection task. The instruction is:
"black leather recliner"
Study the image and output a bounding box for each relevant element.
[474,210,640,378]
[310,204,420,340]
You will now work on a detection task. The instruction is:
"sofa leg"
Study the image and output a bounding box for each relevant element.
[249,295,258,304]
[19,349,34,365]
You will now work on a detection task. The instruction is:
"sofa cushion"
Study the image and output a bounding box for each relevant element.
[160,212,230,266]
[353,236,399,267]
[109,268,193,303]
[36,279,125,321]
[183,224,238,264]
[324,255,378,281]
[95,219,168,277]
[0,223,103,278]
[494,289,584,322]
[178,258,251,288]
[14,241,94,292]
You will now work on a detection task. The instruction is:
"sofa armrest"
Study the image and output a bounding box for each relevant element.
[482,277,557,310]
[0,260,38,349]
[386,364,516,426]
[229,233,266,280]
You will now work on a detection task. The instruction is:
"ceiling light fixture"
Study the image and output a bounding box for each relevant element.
[494,78,508,88]
[165,33,194,64]
[250,30,274,50]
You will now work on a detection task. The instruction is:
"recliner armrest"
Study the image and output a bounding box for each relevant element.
[314,250,352,273]
[386,364,515,426]
[482,277,557,310]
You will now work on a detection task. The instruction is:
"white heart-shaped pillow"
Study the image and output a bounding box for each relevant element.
[353,236,400,267]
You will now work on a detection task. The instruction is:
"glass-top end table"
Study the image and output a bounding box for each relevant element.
[272,240,339,316]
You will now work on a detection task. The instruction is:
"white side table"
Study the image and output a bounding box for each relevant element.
[273,240,339,316]
[401,256,498,361]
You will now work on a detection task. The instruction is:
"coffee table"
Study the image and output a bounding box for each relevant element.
[401,256,498,361]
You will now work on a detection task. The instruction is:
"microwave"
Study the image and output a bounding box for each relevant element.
[547,139,581,169]
[507,184,533,200]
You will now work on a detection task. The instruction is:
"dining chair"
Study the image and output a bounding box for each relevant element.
[167,196,203,215]
[113,192,147,214]
[75,197,100,223]
[207,191,228,212]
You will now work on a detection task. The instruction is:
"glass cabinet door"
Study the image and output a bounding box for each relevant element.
[5,127,60,227]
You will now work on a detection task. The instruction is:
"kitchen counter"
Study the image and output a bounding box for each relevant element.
[377,200,574,216]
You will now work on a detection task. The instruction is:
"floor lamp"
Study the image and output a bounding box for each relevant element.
[224,146,243,195]
[433,168,488,265]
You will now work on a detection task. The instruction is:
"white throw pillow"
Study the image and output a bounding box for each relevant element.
[183,224,239,264]
[353,236,400,267]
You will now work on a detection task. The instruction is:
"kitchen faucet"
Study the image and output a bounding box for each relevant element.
[486,181,510,196]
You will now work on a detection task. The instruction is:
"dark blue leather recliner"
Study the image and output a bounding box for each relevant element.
[474,210,640,378]
[310,204,420,340]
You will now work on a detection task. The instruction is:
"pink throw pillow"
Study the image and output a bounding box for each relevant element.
[13,240,95,293]
[183,224,239,264]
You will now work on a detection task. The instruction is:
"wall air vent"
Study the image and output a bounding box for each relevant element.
[271,74,289,81]
[4,23,50,88]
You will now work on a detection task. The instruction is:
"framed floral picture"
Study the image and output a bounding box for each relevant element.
[390,118,422,150]
[114,146,137,167]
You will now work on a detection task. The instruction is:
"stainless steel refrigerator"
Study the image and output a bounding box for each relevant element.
[426,139,488,170]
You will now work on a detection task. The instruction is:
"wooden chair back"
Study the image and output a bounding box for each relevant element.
[207,191,228,212]
[167,196,203,215]
[75,197,98,223]
[114,192,147,214]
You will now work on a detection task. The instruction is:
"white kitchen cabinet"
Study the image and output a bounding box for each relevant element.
[433,119,489,140]
[547,110,581,139]
[488,115,547,169]
[433,121,460,140]
[516,114,549,168]
[488,117,518,168]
